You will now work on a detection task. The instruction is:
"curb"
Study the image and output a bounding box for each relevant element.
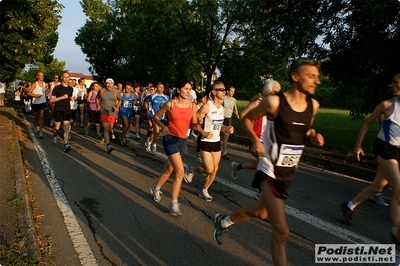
[229,134,376,181]
[10,111,41,260]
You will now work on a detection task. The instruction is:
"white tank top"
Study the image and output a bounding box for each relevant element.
[378,96,400,147]
[31,81,47,104]
[201,100,224,143]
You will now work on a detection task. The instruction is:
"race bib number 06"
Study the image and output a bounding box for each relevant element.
[275,144,304,167]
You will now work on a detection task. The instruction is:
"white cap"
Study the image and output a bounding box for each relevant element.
[105,78,114,83]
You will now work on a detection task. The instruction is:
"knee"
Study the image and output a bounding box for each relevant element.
[272,224,290,242]
[255,209,268,220]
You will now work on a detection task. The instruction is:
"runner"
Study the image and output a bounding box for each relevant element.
[144,82,169,155]
[84,82,101,138]
[119,82,134,146]
[213,58,324,266]
[231,80,281,180]
[27,71,47,138]
[76,78,87,128]
[132,83,142,139]
[51,72,74,152]
[68,79,81,140]
[96,78,121,153]
[341,73,400,246]
[221,85,240,160]
[184,81,234,202]
[149,79,198,215]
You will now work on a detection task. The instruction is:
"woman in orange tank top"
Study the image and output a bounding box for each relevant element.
[150,79,198,216]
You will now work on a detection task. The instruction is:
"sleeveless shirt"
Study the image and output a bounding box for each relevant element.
[377,96,400,147]
[258,91,313,182]
[167,103,193,138]
[201,100,224,143]
[31,81,47,104]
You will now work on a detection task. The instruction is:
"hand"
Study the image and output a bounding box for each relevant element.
[353,147,364,161]
[36,94,42,98]
[307,128,324,147]
[63,94,68,99]
[250,140,264,160]
[202,131,213,139]
[161,126,169,136]
[226,125,234,134]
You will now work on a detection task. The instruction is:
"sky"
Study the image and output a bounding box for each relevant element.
[53,1,91,75]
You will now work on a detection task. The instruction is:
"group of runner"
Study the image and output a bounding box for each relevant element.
[12,57,400,265]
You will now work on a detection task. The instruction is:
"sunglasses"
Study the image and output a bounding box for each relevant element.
[214,88,226,92]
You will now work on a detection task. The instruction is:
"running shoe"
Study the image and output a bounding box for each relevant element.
[370,194,389,207]
[111,133,116,140]
[136,133,141,139]
[340,202,353,225]
[199,189,213,201]
[214,213,228,245]
[63,144,71,153]
[169,202,181,216]
[145,141,151,152]
[53,135,57,144]
[184,164,194,184]
[222,153,230,160]
[37,131,43,138]
[151,144,157,155]
[126,131,130,138]
[107,145,114,154]
[120,138,127,146]
[97,134,102,140]
[84,128,89,135]
[196,156,203,164]
[231,161,239,179]
[150,185,162,202]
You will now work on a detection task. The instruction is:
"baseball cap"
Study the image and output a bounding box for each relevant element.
[105,78,114,83]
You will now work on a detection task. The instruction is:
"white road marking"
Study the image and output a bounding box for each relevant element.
[23,115,97,265]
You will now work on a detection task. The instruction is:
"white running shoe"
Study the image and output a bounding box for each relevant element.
[136,133,141,139]
[126,131,130,138]
[199,189,213,201]
[231,161,239,179]
[145,141,151,152]
[184,164,194,184]
[151,144,157,155]
[111,134,116,140]
[150,185,162,202]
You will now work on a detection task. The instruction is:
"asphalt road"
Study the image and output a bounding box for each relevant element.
[21,112,395,266]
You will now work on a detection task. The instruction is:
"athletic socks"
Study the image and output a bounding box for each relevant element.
[347,201,356,211]
[221,215,234,228]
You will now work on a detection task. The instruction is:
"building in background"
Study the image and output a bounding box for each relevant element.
[68,72,96,88]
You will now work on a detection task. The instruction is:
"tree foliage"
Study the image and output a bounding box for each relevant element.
[0,0,63,83]
[75,0,400,115]
[18,58,68,83]
[322,0,400,118]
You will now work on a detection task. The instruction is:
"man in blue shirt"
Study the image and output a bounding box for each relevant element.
[144,82,169,154]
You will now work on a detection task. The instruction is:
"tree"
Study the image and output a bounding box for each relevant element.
[0,0,63,83]
[19,58,68,82]
[321,0,400,119]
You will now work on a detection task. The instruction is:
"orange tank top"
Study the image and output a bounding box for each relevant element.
[167,103,193,138]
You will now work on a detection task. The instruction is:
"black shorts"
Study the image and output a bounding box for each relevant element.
[198,140,221,152]
[32,103,46,113]
[54,111,71,122]
[88,110,100,124]
[70,109,77,120]
[223,117,232,127]
[251,170,288,200]
[372,138,400,161]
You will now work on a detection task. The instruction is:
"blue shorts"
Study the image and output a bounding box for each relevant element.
[163,135,187,156]
[120,109,133,119]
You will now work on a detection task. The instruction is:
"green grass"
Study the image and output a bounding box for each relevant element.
[233,100,380,157]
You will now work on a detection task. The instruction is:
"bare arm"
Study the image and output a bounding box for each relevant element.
[153,101,172,135]
[307,99,324,147]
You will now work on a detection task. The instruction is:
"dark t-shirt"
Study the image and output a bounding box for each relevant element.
[52,84,73,112]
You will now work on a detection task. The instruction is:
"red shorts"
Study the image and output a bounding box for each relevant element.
[100,113,116,125]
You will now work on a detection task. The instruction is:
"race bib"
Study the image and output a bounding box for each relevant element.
[123,101,132,108]
[211,119,223,131]
[275,144,304,167]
